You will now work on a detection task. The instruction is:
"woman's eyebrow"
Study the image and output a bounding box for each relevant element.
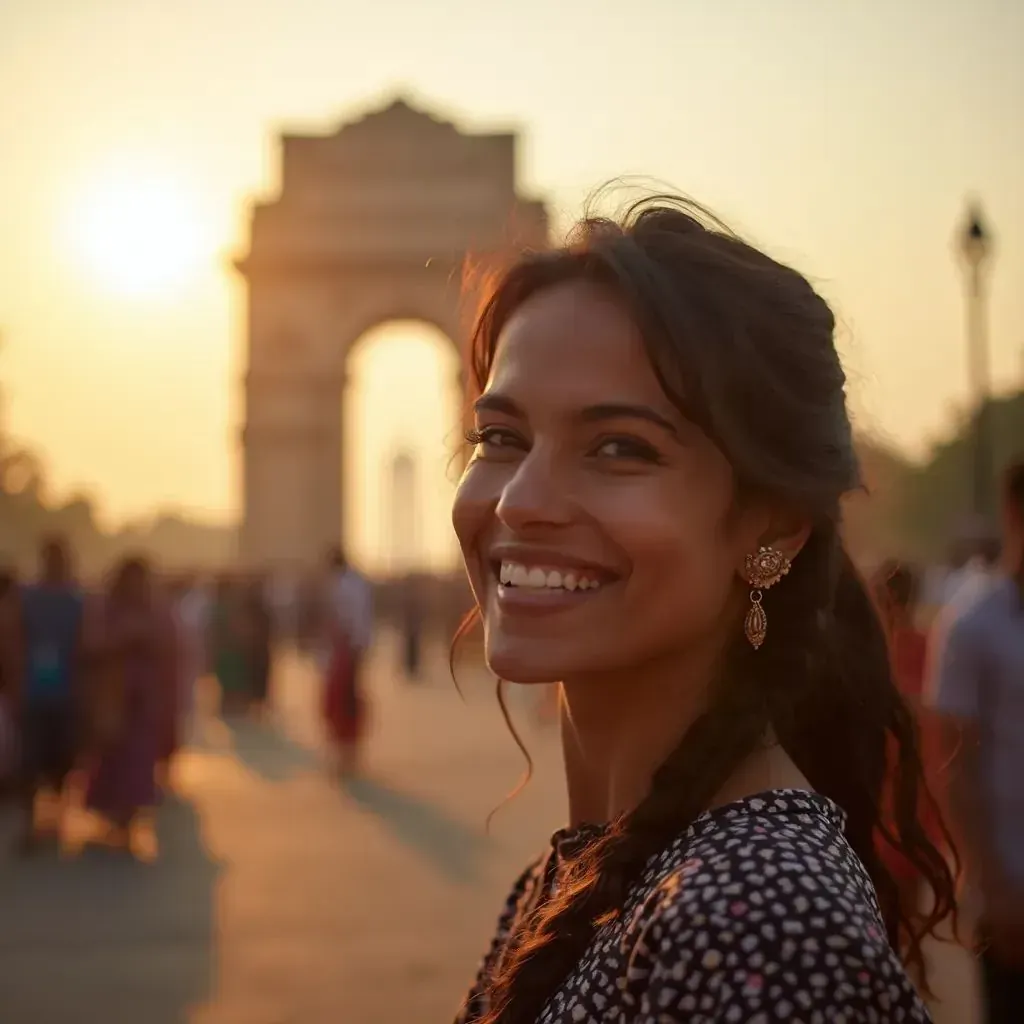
[472,392,524,418]
[473,393,680,439]
[574,402,679,438]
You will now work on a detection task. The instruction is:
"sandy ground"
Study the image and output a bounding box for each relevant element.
[0,633,982,1023]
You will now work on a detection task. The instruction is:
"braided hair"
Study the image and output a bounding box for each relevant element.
[459,197,957,1024]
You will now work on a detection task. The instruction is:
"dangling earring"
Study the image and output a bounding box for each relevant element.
[741,545,792,650]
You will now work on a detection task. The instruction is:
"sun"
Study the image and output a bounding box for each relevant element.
[67,169,207,298]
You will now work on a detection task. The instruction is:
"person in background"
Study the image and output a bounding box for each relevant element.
[296,576,322,656]
[872,561,945,927]
[940,529,1001,610]
[267,569,298,649]
[174,573,211,745]
[399,573,424,682]
[12,536,86,853]
[245,576,273,713]
[875,562,928,696]
[321,547,373,775]
[84,556,177,851]
[154,575,185,787]
[210,575,250,715]
[927,460,1024,1023]
[0,568,20,796]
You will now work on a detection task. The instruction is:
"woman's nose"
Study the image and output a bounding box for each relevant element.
[494,450,575,532]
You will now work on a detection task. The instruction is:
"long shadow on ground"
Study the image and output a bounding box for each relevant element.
[219,714,319,783]
[0,796,219,1024]
[339,774,489,885]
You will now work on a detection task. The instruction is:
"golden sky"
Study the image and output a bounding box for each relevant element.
[0,0,1022,570]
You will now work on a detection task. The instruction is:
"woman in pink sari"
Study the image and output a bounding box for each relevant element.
[85,557,176,848]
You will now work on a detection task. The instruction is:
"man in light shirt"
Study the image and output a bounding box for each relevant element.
[320,547,373,774]
[943,536,1001,609]
[325,549,373,658]
[926,461,1024,1023]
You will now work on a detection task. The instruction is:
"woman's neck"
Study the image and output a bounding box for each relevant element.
[558,649,810,827]
[559,643,721,825]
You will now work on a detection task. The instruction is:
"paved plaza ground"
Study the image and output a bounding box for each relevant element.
[0,633,982,1023]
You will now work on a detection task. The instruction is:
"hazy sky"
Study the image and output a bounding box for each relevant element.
[1,0,1021,567]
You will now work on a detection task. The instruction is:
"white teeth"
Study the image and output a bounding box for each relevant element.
[498,562,601,591]
[527,567,547,588]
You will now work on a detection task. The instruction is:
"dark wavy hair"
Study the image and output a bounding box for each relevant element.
[873,559,920,624]
[456,197,957,1024]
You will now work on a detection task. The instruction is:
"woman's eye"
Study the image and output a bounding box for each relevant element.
[465,426,523,453]
[593,437,660,462]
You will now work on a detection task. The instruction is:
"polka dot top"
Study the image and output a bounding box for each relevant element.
[455,789,931,1023]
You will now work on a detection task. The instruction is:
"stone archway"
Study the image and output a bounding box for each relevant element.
[235,98,549,568]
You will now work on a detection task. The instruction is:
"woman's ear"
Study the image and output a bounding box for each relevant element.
[762,512,813,564]
[734,502,812,576]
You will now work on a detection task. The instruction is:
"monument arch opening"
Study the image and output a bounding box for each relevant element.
[344,318,462,577]
[235,97,548,569]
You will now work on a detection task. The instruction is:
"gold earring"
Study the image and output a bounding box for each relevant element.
[742,545,792,650]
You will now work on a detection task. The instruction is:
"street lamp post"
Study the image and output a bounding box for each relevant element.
[957,202,994,521]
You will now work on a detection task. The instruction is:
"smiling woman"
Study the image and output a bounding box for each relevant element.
[65,169,208,299]
[452,197,955,1024]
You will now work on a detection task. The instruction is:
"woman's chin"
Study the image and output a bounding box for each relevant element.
[485,644,567,686]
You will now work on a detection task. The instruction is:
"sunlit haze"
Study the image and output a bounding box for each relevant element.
[1,0,1021,570]
[66,166,209,299]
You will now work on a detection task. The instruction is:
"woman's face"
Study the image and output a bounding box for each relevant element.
[453,280,762,685]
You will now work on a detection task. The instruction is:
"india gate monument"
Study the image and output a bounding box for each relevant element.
[235,98,549,568]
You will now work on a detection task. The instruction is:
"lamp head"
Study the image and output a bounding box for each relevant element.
[959,201,992,268]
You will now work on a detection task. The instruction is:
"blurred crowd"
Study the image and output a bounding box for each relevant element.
[870,461,1024,1018]
[0,537,465,854]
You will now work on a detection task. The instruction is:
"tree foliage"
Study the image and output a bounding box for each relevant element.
[846,390,1024,566]
[895,390,1024,559]
[1,401,235,580]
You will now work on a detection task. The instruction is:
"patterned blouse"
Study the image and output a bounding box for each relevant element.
[456,789,931,1023]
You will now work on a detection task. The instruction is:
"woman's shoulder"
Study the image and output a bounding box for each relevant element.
[620,789,930,1021]
[633,789,873,928]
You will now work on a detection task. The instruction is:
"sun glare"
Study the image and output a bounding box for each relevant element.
[67,170,207,298]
